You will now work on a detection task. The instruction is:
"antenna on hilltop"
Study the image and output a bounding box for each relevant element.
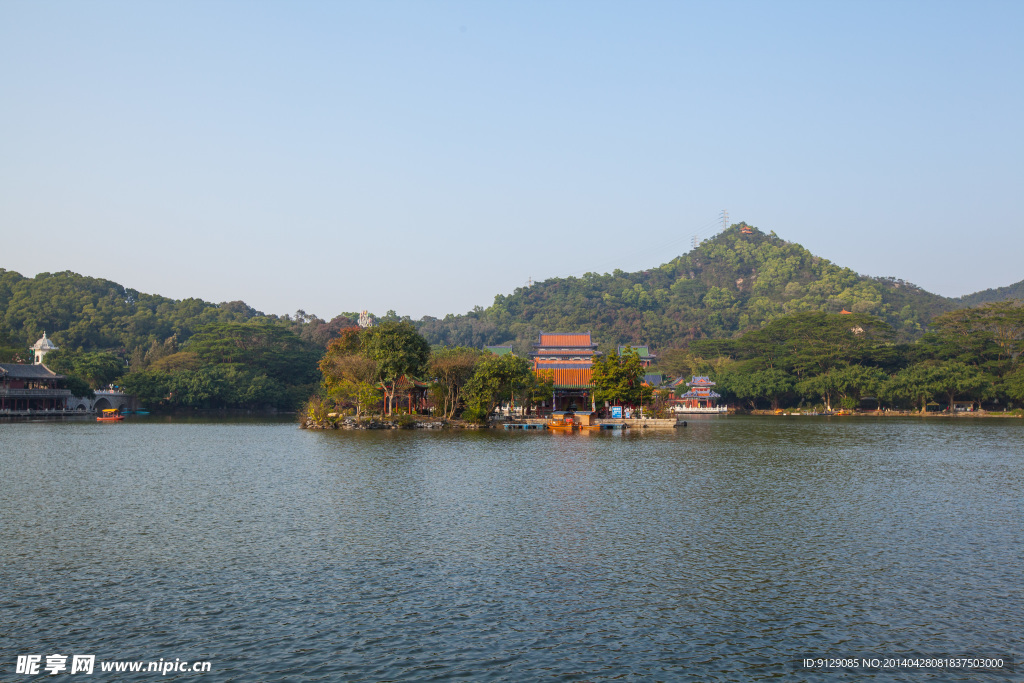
[691,235,697,251]
[720,209,729,232]
[527,276,533,288]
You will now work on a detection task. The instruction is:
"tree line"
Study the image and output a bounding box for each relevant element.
[312,321,560,422]
[40,321,321,410]
[313,323,667,422]
[0,269,356,410]
[4,255,1023,415]
[650,304,1024,412]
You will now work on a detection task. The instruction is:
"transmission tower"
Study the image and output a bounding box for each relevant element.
[691,235,697,251]
[720,209,729,232]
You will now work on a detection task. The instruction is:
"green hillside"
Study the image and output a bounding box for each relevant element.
[0,269,356,410]
[3,224,1018,364]
[0,268,353,357]
[0,268,261,352]
[418,224,956,352]
[957,279,1024,307]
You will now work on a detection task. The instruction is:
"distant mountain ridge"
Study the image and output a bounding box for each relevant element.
[957,279,1024,307]
[2,225,1021,357]
[416,224,1018,352]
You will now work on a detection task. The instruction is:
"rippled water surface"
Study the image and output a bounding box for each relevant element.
[2,416,1022,680]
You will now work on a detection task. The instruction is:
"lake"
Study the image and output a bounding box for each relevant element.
[1,416,1020,680]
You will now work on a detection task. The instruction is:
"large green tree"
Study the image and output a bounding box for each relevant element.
[43,350,126,389]
[928,302,1024,365]
[830,364,888,410]
[464,354,533,417]
[1002,366,1024,406]
[119,371,171,407]
[524,368,556,415]
[319,333,380,419]
[927,360,992,411]
[881,364,936,413]
[361,321,430,416]
[797,370,842,412]
[591,348,646,407]
[725,366,794,410]
[428,347,486,420]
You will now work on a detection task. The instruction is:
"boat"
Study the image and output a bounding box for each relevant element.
[547,414,578,430]
[547,411,601,431]
[96,408,125,422]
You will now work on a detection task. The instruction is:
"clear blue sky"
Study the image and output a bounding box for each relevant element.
[2,1,1022,320]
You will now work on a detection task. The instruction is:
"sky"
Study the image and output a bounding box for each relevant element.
[2,1,1022,320]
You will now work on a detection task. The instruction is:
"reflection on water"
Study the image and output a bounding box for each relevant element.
[1,417,1021,680]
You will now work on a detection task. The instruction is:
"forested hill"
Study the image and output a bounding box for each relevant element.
[0,268,353,361]
[2,224,1020,363]
[417,224,961,352]
[0,269,364,410]
[957,279,1024,307]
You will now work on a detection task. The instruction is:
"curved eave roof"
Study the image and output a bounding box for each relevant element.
[0,363,63,380]
[680,390,721,399]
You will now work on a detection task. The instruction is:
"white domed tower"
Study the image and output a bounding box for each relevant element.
[31,332,59,365]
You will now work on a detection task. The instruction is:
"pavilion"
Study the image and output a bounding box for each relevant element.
[671,376,727,413]
[0,363,70,413]
[531,332,601,412]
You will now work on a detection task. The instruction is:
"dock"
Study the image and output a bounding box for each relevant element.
[502,422,632,431]
[498,418,686,430]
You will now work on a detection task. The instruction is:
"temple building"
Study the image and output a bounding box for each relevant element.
[672,375,726,413]
[531,332,600,412]
[0,363,70,413]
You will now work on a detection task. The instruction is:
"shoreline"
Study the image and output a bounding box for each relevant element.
[744,409,1024,418]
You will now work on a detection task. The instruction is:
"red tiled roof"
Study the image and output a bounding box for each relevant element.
[538,333,593,347]
[547,367,592,388]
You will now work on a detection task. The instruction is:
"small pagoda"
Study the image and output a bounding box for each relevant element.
[31,332,58,365]
[674,375,725,413]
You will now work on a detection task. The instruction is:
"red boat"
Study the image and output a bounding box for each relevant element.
[96,408,125,422]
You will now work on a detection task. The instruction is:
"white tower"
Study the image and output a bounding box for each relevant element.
[31,332,59,365]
